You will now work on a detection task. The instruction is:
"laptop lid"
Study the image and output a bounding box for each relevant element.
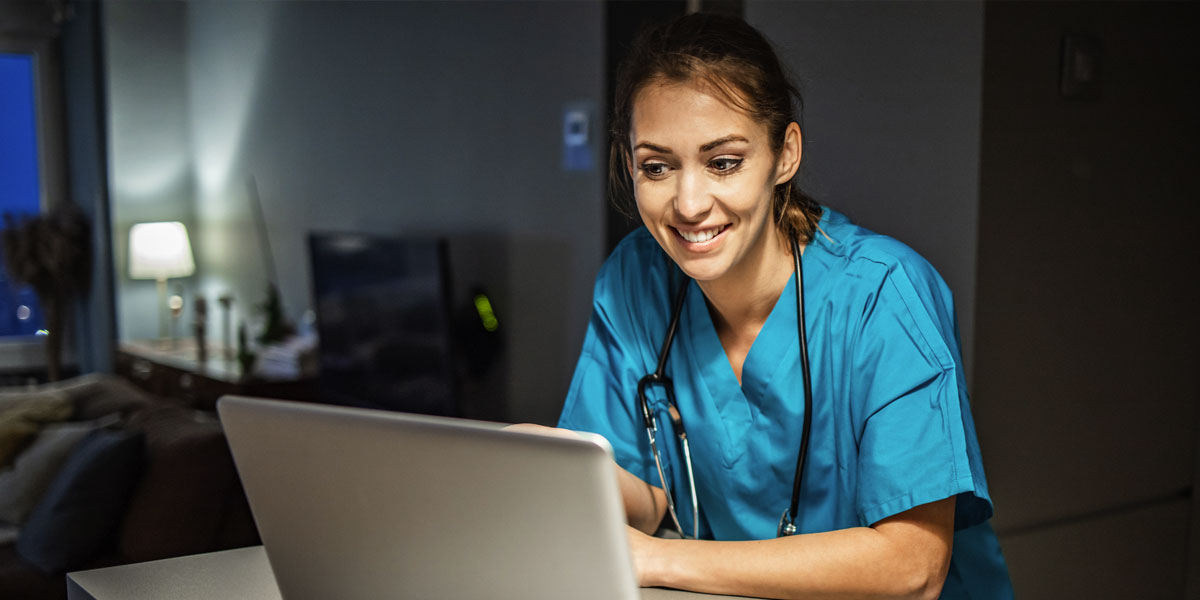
[218,396,639,600]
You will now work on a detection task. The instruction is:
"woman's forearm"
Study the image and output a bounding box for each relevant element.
[646,528,937,600]
[616,464,668,534]
[638,497,955,600]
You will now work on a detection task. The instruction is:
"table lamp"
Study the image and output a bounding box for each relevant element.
[129,221,196,341]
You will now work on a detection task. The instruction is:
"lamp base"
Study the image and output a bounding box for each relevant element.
[156,277,169,341]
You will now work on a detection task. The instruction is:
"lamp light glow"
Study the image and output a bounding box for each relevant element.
[129,221,196,341]
[129,222,195,280]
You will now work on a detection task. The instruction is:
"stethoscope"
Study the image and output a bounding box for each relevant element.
[637,236,813,539]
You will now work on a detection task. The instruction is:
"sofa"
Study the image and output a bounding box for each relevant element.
[0,374,260,600]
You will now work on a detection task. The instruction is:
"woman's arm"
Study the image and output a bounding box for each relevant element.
[616,462,668,534]
[629,496,955,600]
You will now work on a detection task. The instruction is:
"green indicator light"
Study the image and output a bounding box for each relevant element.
[473,294,499,332]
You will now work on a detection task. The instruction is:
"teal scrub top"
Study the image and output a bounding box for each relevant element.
[559,207,1013,599]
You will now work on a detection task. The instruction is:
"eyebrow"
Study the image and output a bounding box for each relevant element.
[633,135,750,155]
[699,135,750,153]
[634,141,673,154]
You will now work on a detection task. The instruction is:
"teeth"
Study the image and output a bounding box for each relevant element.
[678,226,722,243]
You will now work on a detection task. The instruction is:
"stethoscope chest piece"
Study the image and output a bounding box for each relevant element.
[777,510,798,537]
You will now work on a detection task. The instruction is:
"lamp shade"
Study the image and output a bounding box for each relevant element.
[129,221,195,280]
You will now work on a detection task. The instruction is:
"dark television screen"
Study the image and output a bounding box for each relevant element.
[308,233,455,415]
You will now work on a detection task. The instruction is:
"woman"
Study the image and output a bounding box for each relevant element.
[557,13,1012,600]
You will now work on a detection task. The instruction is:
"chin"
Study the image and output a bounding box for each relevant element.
[672,254,730,283]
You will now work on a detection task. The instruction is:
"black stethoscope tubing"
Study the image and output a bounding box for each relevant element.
[638,236,812,539]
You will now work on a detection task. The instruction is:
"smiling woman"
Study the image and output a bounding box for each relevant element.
[608,14,822,254]
[628,81,796,298]
[556,13,1013,600]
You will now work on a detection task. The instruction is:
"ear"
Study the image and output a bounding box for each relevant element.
[774,122,802,185]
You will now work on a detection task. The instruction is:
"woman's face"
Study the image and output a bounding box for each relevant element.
[629,80,799,284]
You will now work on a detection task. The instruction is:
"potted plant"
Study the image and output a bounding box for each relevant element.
[2,204,91,382]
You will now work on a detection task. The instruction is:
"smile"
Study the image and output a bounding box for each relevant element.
[673,225,729,245]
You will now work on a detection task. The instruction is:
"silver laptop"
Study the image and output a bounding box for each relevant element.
[218,396,639,600]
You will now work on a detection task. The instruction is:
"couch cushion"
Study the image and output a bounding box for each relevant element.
[0,393,73,468]
[15,428,145,574]
[0,417,111,525]
[57,373,160,421]
[0,388,71,413]
[117,405,237,563]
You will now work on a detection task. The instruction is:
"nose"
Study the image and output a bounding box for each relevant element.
[673,168,713,222]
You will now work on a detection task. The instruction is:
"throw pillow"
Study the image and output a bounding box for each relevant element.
[62,374,158,421]
[0,394,73,467]
[0,389,65,413]
[15,428,145,574]
[0,415,118,525]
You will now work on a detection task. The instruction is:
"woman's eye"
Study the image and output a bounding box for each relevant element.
[709,157,743,173]
[639,163,669,178]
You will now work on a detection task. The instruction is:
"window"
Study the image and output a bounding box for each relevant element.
[0,52,47,337]
[0,10,68,370]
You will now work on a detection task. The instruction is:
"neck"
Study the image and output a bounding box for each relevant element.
[697,229,800,335]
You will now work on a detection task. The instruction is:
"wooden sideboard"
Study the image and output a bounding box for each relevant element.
[115,339,318,411]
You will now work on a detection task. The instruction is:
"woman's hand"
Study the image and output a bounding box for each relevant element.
[501,423,583,439]
[625,524,662,587]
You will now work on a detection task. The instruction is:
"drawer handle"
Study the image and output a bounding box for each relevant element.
[132,359,152,380]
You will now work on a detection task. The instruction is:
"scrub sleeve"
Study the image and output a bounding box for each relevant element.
[850,257,992,531]
[561,248,678,493]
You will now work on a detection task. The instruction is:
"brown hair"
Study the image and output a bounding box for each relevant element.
[609,13,822,244]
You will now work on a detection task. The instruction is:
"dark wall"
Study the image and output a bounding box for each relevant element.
[974,2,1200,597]
[104,1,606,425]
[747,0,986,375]
[104,1,195,344]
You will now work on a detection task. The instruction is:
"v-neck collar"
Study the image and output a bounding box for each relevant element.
[683,272,799,402]
[742,272,800,400]
[673,209,834,467]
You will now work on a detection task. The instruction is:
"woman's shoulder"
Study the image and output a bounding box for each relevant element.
[608,226,665,265]
[596,227,676,298]
[813,207,951,296]
[812,207,960,353]
[590,227,677,333]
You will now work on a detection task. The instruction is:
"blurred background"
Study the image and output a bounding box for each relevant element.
[0,1,1197,598]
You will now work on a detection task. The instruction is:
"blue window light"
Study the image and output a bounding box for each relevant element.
[0,53,47,337]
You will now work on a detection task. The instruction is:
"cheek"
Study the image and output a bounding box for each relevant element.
[724,179,775,220]
[754,168,782,216]
[633,184,670,219]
